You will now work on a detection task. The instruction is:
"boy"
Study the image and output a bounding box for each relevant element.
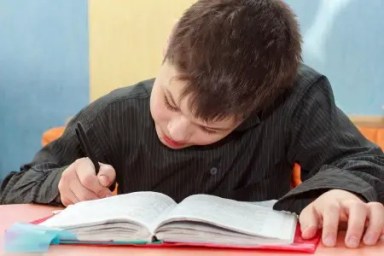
[1,0,384,249]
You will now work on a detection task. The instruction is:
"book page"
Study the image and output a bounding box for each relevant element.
[156,194,296,242]
[39,192,176,235]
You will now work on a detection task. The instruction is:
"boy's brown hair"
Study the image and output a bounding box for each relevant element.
[165,0,302,122]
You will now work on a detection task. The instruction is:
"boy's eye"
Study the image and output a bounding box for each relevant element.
[163,95,179,111]
[201,126,217,135]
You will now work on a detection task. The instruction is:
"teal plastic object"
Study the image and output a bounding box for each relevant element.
[4,222,76,253]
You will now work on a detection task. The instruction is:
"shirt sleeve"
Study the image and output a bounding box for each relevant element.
[0,163,67,205]
[0,96,114,205]
[274,76,384,214]
[0,113,87,204]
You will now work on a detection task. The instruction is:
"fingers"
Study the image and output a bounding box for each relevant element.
[319,201,341,247]
[75,158,114,197]
[342,200,368,248]
[58,158,115,206]
[363,202,384,246]
[97,163,116,187]
[303,190,366,248]
[300,190,384,248]
[60,189,79,207]
[71,177,99,201]
[299,203,320,239]
[59,163,79,206]
[61,182,99,207]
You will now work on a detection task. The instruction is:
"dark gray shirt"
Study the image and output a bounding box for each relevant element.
[1,65,383,214]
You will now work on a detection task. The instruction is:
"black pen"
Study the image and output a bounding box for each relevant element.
[75,122,101,174]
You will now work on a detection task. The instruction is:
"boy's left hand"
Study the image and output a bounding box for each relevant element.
[299,189,384,248]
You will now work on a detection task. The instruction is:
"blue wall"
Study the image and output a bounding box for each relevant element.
[286,0,384,115]
[0,0,89,179]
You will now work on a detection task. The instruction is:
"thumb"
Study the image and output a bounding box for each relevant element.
[299,204,320,239]
[97,163,116,187]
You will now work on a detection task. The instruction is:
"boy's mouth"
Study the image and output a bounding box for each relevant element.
[163,135,186,148]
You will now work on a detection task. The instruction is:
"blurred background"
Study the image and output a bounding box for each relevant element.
[0,0,383,180]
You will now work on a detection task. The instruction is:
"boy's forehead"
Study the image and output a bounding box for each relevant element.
[160,62,242,129]
[178,94,240,129]
[189,111,239,131]
[162,62,181,81]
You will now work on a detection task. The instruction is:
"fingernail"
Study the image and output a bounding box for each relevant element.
[302,224,310,231]
[380,235,384,241]
[363,235,375,245]
[98,175,109,187]
[302,226,316,238]
[347,236,360,248]
[323,235,336,247]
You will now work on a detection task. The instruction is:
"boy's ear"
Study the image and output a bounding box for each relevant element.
[163,21,179,58]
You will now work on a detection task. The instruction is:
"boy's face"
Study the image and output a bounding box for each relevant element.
[150,62,241,149]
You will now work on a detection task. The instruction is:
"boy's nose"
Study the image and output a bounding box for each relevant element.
[167,116,191,142]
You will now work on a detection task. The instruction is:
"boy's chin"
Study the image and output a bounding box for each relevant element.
[162,142,189,150]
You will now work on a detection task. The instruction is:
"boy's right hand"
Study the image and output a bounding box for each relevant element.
[58,157,116,206]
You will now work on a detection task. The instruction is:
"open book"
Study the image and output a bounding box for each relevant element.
[38,191,299,247]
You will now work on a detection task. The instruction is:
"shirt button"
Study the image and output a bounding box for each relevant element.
[210,167,218,175]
